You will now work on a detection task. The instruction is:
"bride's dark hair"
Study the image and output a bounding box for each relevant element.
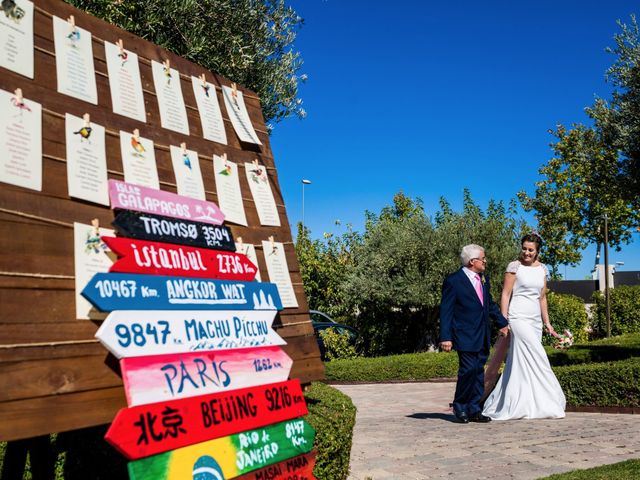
[519,233,543,261]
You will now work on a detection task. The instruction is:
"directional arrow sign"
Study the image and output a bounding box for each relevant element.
[106,379,307,459]
[95,310,284,359]
[102,236,257,281]
[82,273,282,312]
[121,346,293,406]
[113,210,236,251]
[231,450,317,480]
[127,417,315,479]
[109,179,225,225]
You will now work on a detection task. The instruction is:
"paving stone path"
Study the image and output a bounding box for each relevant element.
[335,382,640,480]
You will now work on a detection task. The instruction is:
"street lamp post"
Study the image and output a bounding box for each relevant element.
[603,213,611,338]
[301,179,311,230]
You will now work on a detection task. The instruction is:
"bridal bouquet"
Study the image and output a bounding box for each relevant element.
[553,330,574,350]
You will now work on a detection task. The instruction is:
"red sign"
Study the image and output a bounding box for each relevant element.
[105,379,307,460]
[231,451,317,480]
[102,236,257,281]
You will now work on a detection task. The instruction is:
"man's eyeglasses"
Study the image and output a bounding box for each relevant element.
[472,258,487,264]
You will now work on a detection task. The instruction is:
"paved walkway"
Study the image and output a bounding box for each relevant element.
[334,383,640,480]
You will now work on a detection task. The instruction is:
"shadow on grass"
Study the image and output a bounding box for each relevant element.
[549,344,640,367]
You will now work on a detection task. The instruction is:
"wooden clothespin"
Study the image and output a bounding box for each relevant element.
[133,128,140,141]
[180,142,187,154]
[199,73,207,87]
[163,59,170,70]
[236,236,243,247]
[268,235,276,254]
[116,39,124,55]
[91,218,100,236]
[222,152,228,165]
[252,159,260,168]
[67,15,75,30]
[231,82,238,98]
[14,88,23,104]
[83,113,90,127]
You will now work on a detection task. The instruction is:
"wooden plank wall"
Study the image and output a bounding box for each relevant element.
[0,0,323,442]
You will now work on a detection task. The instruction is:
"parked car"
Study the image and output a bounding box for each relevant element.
[309,310,358,360]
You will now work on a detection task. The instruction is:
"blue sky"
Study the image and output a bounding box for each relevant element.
[269,0,639,280]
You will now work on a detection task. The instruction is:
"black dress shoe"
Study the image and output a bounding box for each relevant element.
[469,412,492,423]
[454,411,469,424]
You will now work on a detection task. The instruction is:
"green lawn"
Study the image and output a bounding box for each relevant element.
[541,459,640,479]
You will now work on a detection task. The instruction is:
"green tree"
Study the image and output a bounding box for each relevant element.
[342,191,526,356]
[589,15,640,204]
[518,125,636,275]
[519,16,640,273]
[66,0,306,123]
[295,221,360,321]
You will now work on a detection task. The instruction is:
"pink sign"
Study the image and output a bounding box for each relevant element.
[121,346,293,406]
[108,179,224,225]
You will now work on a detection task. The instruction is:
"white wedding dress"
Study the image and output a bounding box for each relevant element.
[482,261,566,420]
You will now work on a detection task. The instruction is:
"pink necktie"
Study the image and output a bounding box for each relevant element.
[474,274,484,305]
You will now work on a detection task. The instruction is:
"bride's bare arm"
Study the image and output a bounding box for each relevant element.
[501,272,516,318]
[540,278,559,337]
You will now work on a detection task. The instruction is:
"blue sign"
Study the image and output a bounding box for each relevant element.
[82,273,283,312]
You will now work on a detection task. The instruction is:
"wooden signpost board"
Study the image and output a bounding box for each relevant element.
[121,346,293,406]
[232,450,317,480]
[106,379,307,459]
[95,310,285,358]
[103,236,258,281]
[0,0,323,444]
[112,210,236,251]
[109,179,225,225]
[127,418,315,480]
[82,273,283,311]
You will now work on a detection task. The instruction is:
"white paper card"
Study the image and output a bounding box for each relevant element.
[74,221,114,319]
[213,155,247,226]
[0,0,34,78]
[192,76,227,144]
[245,163,280,226]
[236,242,261,282]
[105,41,146,122]
[262,240,297,308]
[152,60,189,134]
[170,145,205,200]
[65,113,108,205]
[53,16,98,104]
[120,131,159,189]
[222,85,261,145]
[0,89,41,190]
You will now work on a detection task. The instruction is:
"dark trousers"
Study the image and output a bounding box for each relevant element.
[453,349,488,416]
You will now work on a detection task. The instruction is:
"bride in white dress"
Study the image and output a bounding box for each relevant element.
[483,233,566,420]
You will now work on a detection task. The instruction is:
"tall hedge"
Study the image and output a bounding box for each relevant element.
[305,382,356,480]
[553,357,640,407]
[592,285,640,337]
[546,292,590,345]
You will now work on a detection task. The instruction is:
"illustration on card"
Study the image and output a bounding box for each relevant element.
[2,0,25,23]
[85,218,108,254]
[131,134,145,157]
[10,89,30,118]
[248,164,267,184]
[66,24,80,47]
[116,39,128,67]
[74,113,92,143]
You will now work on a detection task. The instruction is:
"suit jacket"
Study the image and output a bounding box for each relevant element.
[439,268,508,352]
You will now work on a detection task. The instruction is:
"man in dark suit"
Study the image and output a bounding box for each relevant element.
[439,244,509,423]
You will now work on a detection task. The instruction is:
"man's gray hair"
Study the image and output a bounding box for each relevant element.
[460,244,485,266]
